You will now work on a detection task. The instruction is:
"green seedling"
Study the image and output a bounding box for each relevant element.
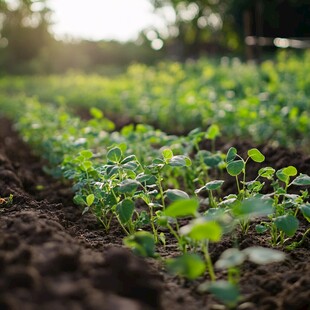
[198,246,285,308]
[123,231,157,257]
[256,166,310,246]
[225,147,265,198]
[195,179,225,208]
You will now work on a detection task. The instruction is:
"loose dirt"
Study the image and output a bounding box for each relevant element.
[0,117,309,310]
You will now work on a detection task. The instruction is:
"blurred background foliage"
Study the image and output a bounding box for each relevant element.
[0,0,309,74]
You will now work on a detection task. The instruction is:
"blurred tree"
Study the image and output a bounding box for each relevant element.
[149,0,238,59]
[0,0,53,73]
[149,0,310,59]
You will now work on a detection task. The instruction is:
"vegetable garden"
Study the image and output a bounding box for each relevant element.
[0,52,310,309]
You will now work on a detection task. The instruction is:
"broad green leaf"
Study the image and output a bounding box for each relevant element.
[203,154,223,167]
[107,147,122,163]
[246,180,264,192]
[166,189,189,201]
[152,158,165,165]
[86,194,95,207]
[205,180,224,191]
[121,155,137,164]
[73,195,86,206]
[215,248,245,269]
[276,169,289,183]
[248,148,265,163]
[90,107,103,119]
[258,167,275,179]
[162,148,173,160]
[282,166,297,177]
[118,179,140,194]
[292,174,310,186]
[180,219,222,242]
[201,281,240,307]
[122,161,139,171]
[206,124,220,140]
[107,165,119,177]
[124,231,155,257]
[243,247,286,264]
[166,254,206,280]
[255,224,268,234]
[81,161,93,171]
[232,197,273,218]
[274,214,299,237]
[116,199,135,224]
[226,160,245,176]
[169,155,192,167]
[164,198,199,218]
[300,204,310,222]
[226,147,237,163]
[136,173,156,185]
[80,150,93,159]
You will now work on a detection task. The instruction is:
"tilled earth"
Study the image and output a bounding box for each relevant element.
[0,117,310,310]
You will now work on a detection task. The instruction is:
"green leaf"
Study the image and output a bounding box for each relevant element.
[276,169,289,183]
[81,161,93,171]
[90,107,103,119]
[166,189,189,201]
[203,154,223,167]
[292,174,310,186]
[274,214,299,237]
[232,197,273,218]
[226,160,245,176]
[107,147,122,163]
[136,173,156,185]
[215,248,245,269]
[80,150,93,159]
[202,281,240,307]
[116,199,135,224]
[180,219,222,242]
[300,204,310,222]
[123,231,155,257]
[248,148,265,163]
[73,195,86,206]
[258,167,275,179]
[255,224,268,234]
[243,247,286,264]
[86,194,95,207]
[226,147,237,163]
[283,166,298,177]
[206,124,220,140]
[164,198,199,218]
[166,254,206,280]
[169,155,192,167]
[162,148,173,160]
[121,155,137,164]
[205,180,224,191]
[118,179,140,194]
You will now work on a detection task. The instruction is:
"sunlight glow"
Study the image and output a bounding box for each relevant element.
[48,0,158,42]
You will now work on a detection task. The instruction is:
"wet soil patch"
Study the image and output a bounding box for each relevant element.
[0,117,309,310]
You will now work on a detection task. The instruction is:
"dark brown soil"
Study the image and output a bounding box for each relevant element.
[0,117,309,310]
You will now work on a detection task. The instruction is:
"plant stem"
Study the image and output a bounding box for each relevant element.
[149,203,158,243]
[157,173,165,209]
[235,176,241,194]
[202,241,216,282]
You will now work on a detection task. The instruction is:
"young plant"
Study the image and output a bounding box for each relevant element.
[225,147,265,199]
[198,246,286,309]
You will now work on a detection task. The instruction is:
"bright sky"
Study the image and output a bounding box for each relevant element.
[48,0,160,42]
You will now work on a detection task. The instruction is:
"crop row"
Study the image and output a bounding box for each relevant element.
[1,52,310,150]
[1,96,309,307]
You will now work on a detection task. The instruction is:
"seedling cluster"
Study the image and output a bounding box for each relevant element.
[1,96,309,308]
[1,54,310,307]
